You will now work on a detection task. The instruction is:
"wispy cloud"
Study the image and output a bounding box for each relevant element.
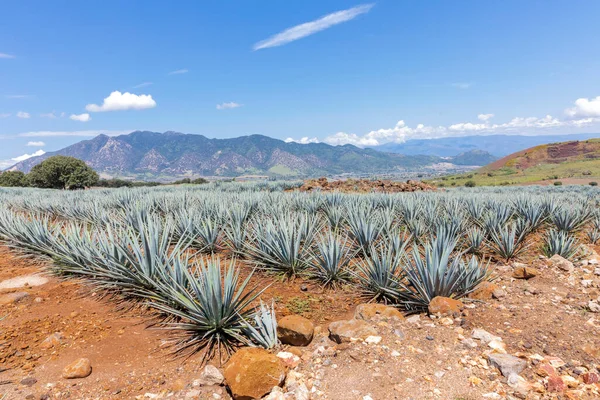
[70,113,91,122]
[27,141,45,147]
[133,82,153,89]
[0,113,10,118]
[168,69,188,75]
[40,112,57,119]
[216,102,242,110]
[86,91,156,112]
[16,130,131,138]
[253,3,374,51]
[5,94,33,99]
[285,137,319,144]
[0,53,15,59]
[16,111,30,119]
[451,82,473,89]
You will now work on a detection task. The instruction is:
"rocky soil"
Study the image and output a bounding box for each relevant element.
[296,178,436,193]
[1,245,600,399]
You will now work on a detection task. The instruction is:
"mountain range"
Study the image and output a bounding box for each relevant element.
[11,131,487,179]
[373,133,600,157]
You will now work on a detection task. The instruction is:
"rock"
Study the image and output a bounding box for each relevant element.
[197,365,224,386]
[488,354,527,377]
[277,315,314,346]
[428,296,463,316]
[512,266,539,279]
[354,303,405,321]
[0,291,29,305]
[328,319,377,343]
[549,254,574,272]
[562,375,579,388]
[535,363,557,377]
[469,282,499,300]
[507,373,531,394]
[492,288,507,299]
[40,332,64,349]
[488,339,507,353]
[62,358,92,379]
[364,336,382,344]
[439,317,453,326]
[20,377,37,387]
[223,348,286,400]
[263,387,285,400]
[0,274,49,290]
[472,328,502,344]
[588,300,600,313]
[582,372,599,384]
[547,375,566,392]
[276,351,300,369]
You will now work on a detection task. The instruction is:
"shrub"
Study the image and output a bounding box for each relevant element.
[553,181,562,186]
[0,171,27,187]
[590,181,598,186]
[27,156,98,189]
[465,180,476,188]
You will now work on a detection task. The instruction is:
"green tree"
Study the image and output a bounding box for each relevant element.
[26,156,99,189]
[465,180,476,187]
[0,171,27,187]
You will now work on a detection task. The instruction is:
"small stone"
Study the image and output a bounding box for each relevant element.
[461,338,478,349]
[197,365,224,386]
[512,266,539,279]
[488,339,507,353]
[328,319,377,344]
[549,254,574,272]
[20,377,37,387]
[40,332,64,349]
[364,336,382,344]
[425,335,434,341]
[582,372,599,384]
[428,296,463,316]
[62,358,92,379]
[469,281,499,300]
[588,301,600,313]
[547,375,566,392]
[472,328,501,344]
[562,375,579,388]
[439,317,453,326]
[488,354,527,377]
[535,363,557,377]
[354,303,405,321]
[277,315,314,346]
[276,351,300,369]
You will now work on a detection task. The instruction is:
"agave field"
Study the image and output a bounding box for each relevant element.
[0,182,599,363]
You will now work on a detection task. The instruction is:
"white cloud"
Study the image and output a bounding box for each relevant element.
[168,69,188,75]
[16,111,30,119]
[0,53,15,59]
[86,91,156,112]
[253,3,374,50]
[0,113,9,118]
[216,102,242,110]
[478,113,494,121]
[448,122,487,131]
[26,141,45,147]
[565,96,600,118]
[17,130,131,138]
[70,113,91,122]
[12,149,45,162]
[5,95,33,99]
[285,137,320,144]
[40,112,57,118]
[133,82,153,88]
[451,82,473,89]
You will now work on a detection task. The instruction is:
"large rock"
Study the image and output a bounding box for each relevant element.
[277,315,314,346]
[223,348,286,400]
[549,254,574,272]
[354,303,405,321]
[468,282,499,300]
[488,354,527,377]
[328,319,377,343]
[428,296,463,316]
[196,364,224,386]
[62,358,92,379]
[512,266,539,279]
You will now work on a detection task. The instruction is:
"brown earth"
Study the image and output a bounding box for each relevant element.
[296,177,436,193]
[2,242,600,399]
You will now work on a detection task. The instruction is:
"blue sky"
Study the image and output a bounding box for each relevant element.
[1,0,600,167]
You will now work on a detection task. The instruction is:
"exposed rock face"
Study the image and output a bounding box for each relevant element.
[428,296,463,316]
[223,348,286,400]
[354,303,405,321]
[277,315,314,346]
[328,319,377,343]
[62,358,92,379]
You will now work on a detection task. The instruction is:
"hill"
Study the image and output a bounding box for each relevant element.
[372,133,600,157]
[427,138,600,186]
[9,131,453,179]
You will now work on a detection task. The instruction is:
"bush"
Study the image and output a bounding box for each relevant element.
[553,181,562,186]
[590,181,598,186]
[465,180,476,188]
[172,177,209,185]
[0,171,27,187]
[27,156,98,190]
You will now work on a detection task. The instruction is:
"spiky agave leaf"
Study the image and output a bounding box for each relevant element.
[465,227,484,254]
[149,257,265,363]
[309,233,352,288]
[551,205,593,233]
[242,300,279,349]
[542,230,580,260]
[487,222,530,261]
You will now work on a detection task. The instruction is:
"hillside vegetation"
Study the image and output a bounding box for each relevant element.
[428,138,600,187]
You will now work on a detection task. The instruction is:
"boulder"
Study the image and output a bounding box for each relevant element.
[277,315,314,346]
[488,354,527,377]
[428,296,463,316]
[328,319,377,343]
[223,348,286,400]
[468,282,499,300]
[196,364,224,386]
[354,303,405,321]
[62,358,92,379]
[512,266,539,279]
[549,254,574,272]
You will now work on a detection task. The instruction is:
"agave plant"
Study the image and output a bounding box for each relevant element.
[487,222,530,261]
[465,227,484,254]
[400,237,491,312]
[551,206,592,233]
[309,233,352,288]
[542,230,579,259]
[346,207,382,257]
[242,300,279,350]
